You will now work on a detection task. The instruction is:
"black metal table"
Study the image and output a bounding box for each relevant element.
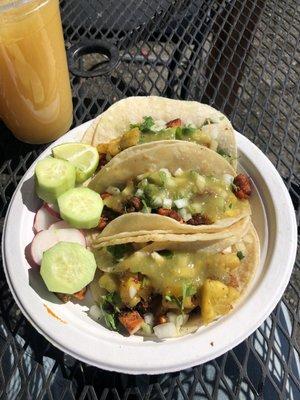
[0,0,299,398]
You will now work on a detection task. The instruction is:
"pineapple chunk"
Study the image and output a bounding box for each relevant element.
[99,273,118,293]
[120,128,140,149]
[201,279,240,324]
[97,143,109,154]
[107,138,121,156]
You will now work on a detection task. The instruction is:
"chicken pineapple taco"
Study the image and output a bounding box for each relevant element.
[89,224,259,338]
[87,141,252,242]
[82,96,237,169]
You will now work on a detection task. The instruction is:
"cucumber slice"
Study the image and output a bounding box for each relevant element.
[35,157,76,203]
[58,187,103,229]
[41,242,96,294]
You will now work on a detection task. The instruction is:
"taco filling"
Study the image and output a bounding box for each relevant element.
[98,169,251,231]
[96,116,233,165]
[91,230,256,337]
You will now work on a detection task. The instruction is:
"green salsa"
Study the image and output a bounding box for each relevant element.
[102,169,249,223]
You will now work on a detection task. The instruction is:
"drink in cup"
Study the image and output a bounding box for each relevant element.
[0,0,73,144]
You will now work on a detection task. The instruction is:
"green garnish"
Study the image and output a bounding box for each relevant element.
[157,250,173,258]
[131,116,154,133]
[175,125,197,139]
[165,283,196,312]
[107,244,134,261]
[141,198,151,213]
[165,294,182,310]
[100,292,121,331]
[237,251,245,260]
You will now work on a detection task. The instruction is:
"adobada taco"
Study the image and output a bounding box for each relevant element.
[89,224,259,337]
[82,96,237,168]
[88,141,252,239]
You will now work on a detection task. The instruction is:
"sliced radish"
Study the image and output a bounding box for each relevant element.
[44,202,60,218]
[56,229,86,247]
[31,228,86,265]
[31,230,59,265]
[49,220,71,230]
[33,205,60,233]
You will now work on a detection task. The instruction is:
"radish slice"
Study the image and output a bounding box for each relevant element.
[56,229,86,247]
[44,202,60,218]
[31,230,59,265]
[33,205,60,233]
[49,220,71,230]
[31,228,86,265]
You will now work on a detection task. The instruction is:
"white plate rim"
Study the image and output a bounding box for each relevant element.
[1,120,297,374]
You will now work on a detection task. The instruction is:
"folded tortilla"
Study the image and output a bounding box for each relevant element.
[81,96,237,169]
[89,223,259,337]
[88,142,251,239]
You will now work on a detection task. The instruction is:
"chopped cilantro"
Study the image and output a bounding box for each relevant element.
[141,198,151,213]
[237,251,245,260]
[131,116,154,133]
[100,292,121,331]
[101,308,118,330]
[175,125,197,139]
[165,294,182,310]
[157,250,173,258]
[107,244,134,261]
[165,283,196,312]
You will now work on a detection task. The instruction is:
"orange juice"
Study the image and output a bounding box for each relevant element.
[0,0,73,144]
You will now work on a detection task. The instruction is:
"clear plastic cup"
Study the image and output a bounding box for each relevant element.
[0,0,73,144]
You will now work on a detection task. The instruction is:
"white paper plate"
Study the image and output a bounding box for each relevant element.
[2,121,297,374]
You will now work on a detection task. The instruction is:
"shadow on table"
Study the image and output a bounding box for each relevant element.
[1,302,299,400]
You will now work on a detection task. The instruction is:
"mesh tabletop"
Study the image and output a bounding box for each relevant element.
[0,0,299,398]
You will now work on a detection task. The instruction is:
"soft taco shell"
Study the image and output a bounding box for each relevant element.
[88,142,251,236]
[82,96,237,168]
[90,216,251,248]
[90,223,259,338]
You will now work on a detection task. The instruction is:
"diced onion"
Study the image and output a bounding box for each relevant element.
[135,188,144,197]
[174,198,188,209]
[174,168,183,176]
[159,168,171,177]
[223,174,234,185]
[221,246,232,254]
[89,305,102,321]
[152,120,166,131]
[129,286,137,299]
[153,322,178,339]
[106,186,120,195]
[162,198,172,209]
[175,314,189,328]
[202,123,219,140]
[179,208,192,222]
[144,313,154,326]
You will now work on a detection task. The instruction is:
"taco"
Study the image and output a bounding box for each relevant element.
[89,224,259,337]
[88,142,251,240]
[82,96,237,168]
